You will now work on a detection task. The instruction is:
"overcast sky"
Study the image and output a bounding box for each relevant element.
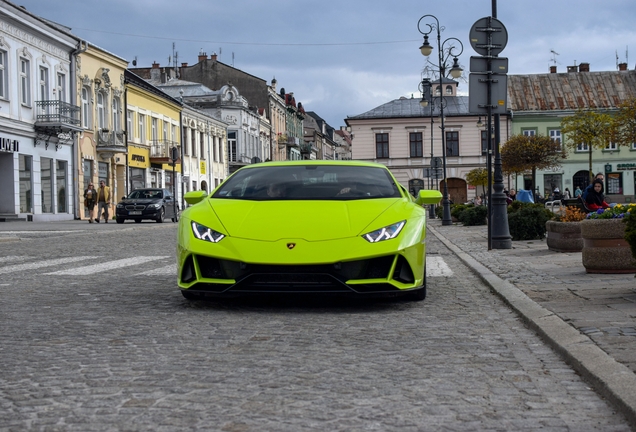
[14,0,636,128]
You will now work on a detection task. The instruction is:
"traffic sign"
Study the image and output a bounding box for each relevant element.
[469,56,508,74]
[468,74,508,113]
[469,17,508,56]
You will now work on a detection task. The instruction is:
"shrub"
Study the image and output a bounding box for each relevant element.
[459,205,487,226]
[451,203,471,220]
[507,203,552,240]
[624,204,636,260]
[553,206,587,222]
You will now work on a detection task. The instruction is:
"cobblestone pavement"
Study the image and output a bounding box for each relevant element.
[0,221,632,431]
[428,219,636,427]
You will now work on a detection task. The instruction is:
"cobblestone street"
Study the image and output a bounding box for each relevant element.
[0,224,631,430]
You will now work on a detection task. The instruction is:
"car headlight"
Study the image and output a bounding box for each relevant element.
[362,221,405,243]
[148,203,162,209]
[191,221,225,243]
[116,204,124,209]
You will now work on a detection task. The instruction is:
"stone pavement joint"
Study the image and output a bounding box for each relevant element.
[428,220,636,428]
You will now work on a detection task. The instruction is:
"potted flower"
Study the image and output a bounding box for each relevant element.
[546,206,586,252]
[581,204,636,273]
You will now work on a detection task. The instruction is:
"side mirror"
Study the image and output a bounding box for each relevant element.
[415,190,443,206]
[184,190,208,205]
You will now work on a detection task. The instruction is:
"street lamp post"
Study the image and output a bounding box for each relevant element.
[420,77,446,219]
[418,14,463,226]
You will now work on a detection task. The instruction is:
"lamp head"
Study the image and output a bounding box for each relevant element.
[449,57,463,79]
[419,35,433,57]
[476,116,483,128]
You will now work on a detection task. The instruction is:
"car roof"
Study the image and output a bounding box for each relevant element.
[239,160,389,170]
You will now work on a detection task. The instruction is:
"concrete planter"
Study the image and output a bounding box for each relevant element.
[581,218,636,274]
[546,220,582,252]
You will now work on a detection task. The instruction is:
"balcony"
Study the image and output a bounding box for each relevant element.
[34,100,82,134]
[96,129,127,158]
[150,140,180,164]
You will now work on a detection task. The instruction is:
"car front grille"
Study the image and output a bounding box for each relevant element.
[125,205,146,210]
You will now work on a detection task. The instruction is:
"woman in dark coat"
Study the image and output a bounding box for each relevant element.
[585,179,610,211]
[84,182,98,223]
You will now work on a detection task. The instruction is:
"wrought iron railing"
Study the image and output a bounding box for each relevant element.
[150,140,179,158]
[35,100,80,127]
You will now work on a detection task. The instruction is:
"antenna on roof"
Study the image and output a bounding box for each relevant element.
[550,50,560,65]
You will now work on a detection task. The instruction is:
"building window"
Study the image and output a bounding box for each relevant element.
[445,85,453,95]
[97,92,105,129]
[182,126,189,155]
[163,122,168,141]
[127,110,133,137]
[112,97,121,132]
[0,50,8,99]
[56,160,67,213]
[607,172,623,194]
[549,129,561,149]
[200,131,206,159]
[605,141,618,151]
[576,143,590,152]
[445,131,459,156]
[151,117,158,141]
[228,131,237,162]
[375,133,389,158]
[129,167,145,190]
[632,141,636,150]
[20,58,31,105]
[81,87,90,128]
[191,128,197,157]
[409,132,423,157]
[56,73,66,102]
[481,130,488,155]
[41,157,53,213]
[19,155,32,213]
[39,66,49,101]
[138,114,146,142]
[522,129,536,137]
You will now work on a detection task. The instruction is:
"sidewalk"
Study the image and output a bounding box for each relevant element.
[428,219,636,425]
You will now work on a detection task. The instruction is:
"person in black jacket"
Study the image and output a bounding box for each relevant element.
[585,179,610,211]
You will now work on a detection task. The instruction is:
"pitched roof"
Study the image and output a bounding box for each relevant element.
[508,70,636,112]
[347,96,470,120]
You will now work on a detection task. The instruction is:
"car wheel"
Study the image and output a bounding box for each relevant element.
[172,210,180,223]
[408,268,427,301]
[116,218,125,224]
[156,207,165,223]
[134,219,142,223]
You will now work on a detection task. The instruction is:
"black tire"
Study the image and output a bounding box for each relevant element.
[134,219,142,223]
[116,218,125,224]
[408,267,427,301]
[156,207,165,223]
[172,210,180,223]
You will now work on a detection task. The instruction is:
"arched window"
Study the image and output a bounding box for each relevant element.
[97,92,105,130]
[81,87,90,128]
[112,97,121,132]
[445,85,453,95]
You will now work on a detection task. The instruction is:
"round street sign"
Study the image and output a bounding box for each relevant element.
[469,17,508,56]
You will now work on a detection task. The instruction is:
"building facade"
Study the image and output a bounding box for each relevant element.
[0,1,81,221]
[508,63,636,202]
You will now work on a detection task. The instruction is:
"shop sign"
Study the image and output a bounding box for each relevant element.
[0,137,19,152]
[131,154,146,162]
[200,161,206,175]
[617,163,636,171]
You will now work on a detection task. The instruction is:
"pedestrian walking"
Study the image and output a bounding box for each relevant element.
[563,188,571,199]
[84,182,97,223]
[574,186,582,198]
[96,180,112,223]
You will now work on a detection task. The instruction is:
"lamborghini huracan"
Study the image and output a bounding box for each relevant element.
[177,161,442,301]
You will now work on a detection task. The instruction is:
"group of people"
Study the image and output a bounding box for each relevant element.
[83,180,112,223]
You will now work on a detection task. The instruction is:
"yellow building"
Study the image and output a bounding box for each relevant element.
[124,70,182,201]
[76,44,128,220]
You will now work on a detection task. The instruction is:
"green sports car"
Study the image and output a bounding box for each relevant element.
[177,161,442,300]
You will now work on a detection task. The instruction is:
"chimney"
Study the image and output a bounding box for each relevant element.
[579,62,590,72]
[567,65,578,73]
[619,62,628,71]
[211,53,217,61]
[152,62,160,69]
[198,52,207,63]
[550,65,557,73]
[181,62,188,68]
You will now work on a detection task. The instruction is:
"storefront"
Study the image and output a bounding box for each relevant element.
[128,145,150,192]
[0,133,74,221]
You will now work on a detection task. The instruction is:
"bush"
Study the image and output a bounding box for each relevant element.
[507,203,552,240]
[451,203,471,220]
[435,204,443,219]
[459,205,487,226]
[624,204,636,260]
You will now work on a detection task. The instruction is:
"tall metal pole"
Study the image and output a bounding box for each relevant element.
[489,1,512,249]
[429,93,436,218]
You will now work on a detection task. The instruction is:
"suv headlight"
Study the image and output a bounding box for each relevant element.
[362,221,405,243]
[191,221,225,243]
[148,203,162,209]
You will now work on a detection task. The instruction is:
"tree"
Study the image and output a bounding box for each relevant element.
[501,134,566,196]
[465,167,491,187]
[613,97,636,148]
[560,110,615,183]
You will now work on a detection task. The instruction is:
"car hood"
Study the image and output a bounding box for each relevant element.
[119,198,161,205]
[206,198,409,242]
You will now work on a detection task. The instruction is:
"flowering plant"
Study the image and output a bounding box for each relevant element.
[585,203,634,219]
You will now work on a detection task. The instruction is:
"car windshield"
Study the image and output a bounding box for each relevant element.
[128,190,163,199]
[212,165,402,200]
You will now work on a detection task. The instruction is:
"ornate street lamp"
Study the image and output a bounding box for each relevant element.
[418,15,463,226]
